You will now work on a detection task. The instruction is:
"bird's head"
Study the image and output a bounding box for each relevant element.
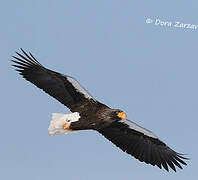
[113,109,127,120]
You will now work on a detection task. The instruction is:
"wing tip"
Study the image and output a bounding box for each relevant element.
[162,150,189,172]
[11,48,43,71]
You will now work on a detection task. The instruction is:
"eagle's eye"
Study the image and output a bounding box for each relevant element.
[117,111,127,119]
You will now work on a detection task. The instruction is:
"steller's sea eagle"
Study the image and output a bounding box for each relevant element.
[12,49,188,172]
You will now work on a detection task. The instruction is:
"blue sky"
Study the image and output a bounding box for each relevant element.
[1,0,197,179]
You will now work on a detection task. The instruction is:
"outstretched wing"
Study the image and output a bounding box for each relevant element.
[12,49,95,111]
[98,119,188,172]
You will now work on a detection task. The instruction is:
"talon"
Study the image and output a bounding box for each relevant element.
[63,123,70,130]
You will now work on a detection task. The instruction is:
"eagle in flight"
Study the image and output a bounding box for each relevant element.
[12,49,188,172]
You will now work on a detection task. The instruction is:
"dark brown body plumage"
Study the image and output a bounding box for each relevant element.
[70,100,116,130]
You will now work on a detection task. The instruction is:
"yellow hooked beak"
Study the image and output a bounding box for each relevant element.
[117,112,127,119]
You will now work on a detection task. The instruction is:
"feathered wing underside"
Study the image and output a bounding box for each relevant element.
[12,49,95,111]
[98,119,188,172]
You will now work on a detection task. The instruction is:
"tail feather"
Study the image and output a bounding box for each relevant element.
[48,112,80,135]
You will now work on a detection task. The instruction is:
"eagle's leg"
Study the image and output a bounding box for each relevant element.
[48,112,80,135]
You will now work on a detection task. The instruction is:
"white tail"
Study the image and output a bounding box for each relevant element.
[48,112,80,136]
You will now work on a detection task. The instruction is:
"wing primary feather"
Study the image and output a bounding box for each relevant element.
[159,151,169,172]
[171,156,183,169]
[11,60,30,67]
[20,48,41,65]
[174,155,187,165]
[12,64,25,69]
[176,153,189,160]
[28,51,43,66]
[163,153,176,172]
[15,49,42,66]
[152,146,162,168]
[12,56,32,66]
[15,51,33,64]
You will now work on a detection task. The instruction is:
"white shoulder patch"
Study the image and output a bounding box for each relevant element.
[120,119,158,139]
[66,76,94,99]
[48,112,80,135]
